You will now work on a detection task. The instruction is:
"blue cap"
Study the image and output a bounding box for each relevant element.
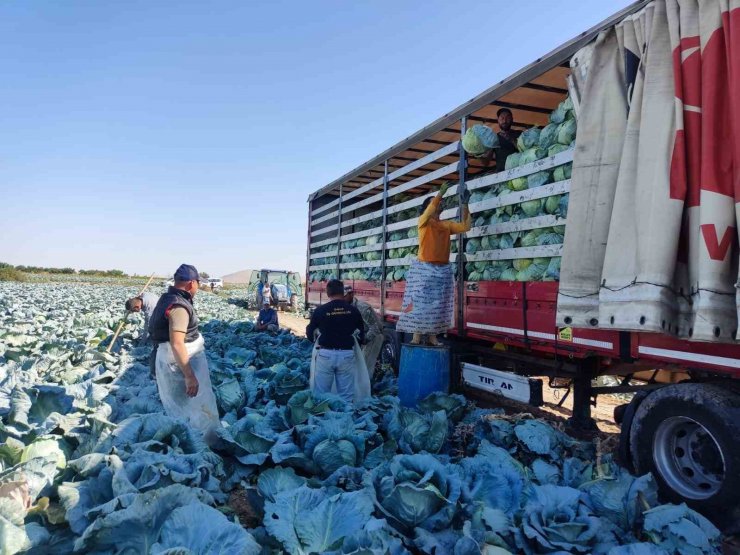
[174,264,199,282]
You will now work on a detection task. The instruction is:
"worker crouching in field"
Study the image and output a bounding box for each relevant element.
[306,279,369,403]
[256,298,279,332]
[396,182,471,345]
[125,291,160,375]
[344,285,384,379]
[148,264,220,446]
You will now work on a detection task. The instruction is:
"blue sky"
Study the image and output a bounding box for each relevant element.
[0,0,632,278]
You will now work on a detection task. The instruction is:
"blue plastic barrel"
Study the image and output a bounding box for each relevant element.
[398,344,450,407]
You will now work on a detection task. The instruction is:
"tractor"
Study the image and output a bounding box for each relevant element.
[247,269,303,312]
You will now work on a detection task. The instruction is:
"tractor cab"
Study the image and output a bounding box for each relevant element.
[247,269,303,312]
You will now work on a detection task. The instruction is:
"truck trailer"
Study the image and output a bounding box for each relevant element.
[305,0,740,530]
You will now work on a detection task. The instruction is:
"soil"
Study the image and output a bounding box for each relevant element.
[277,310,309,337]
[536,377,623,435]
[227,488,263,529]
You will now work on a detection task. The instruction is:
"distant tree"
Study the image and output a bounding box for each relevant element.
[0,266,26,282]
[200,272,210,279]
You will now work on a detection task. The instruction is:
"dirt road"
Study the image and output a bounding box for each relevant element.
[278,311,309,337]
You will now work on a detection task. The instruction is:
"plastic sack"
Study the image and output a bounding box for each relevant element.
[309,332,370,404]
[155,335,220,446]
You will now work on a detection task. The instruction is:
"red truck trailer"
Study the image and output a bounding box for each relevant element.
[306,0,740,530]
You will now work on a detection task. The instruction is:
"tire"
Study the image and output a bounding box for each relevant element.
[380,327,401,376]
[290,294,299,313]
[629,382,740,533]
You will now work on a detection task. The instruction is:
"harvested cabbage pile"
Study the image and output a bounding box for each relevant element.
[465,97,577,282]
[1,282,723,554]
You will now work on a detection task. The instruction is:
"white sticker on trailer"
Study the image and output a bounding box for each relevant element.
[462,362,532,403]
[637,346,740,369]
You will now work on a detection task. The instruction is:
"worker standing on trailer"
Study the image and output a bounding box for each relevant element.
[148,264,220,446]
[461,108,521,172]
[493,108,521,171]
[344,285,384,378]
[397,182,471,345]
[306,279,366,403]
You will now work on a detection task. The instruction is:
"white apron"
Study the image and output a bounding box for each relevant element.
[155,335,220,445]
[309,331,371,404]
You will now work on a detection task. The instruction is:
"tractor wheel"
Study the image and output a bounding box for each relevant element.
[629,382,740,533]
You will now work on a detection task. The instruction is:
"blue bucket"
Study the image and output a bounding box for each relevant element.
[398,344,450,407]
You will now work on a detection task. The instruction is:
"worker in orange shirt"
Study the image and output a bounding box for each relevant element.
[396,181,472,346]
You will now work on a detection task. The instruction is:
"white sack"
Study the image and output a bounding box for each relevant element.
[155,335,220,445]
[308,332,371,404]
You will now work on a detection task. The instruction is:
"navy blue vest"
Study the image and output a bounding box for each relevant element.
[148,287,200,343]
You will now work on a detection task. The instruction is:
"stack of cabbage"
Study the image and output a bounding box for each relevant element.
[312,180,463,284]
[309,242,338,283]
[465,97,576,282]
[340,267,383,282]
[338,234,383,282]
[0,281,724,554]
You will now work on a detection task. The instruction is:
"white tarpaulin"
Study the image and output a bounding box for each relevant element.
[558,0,740,342]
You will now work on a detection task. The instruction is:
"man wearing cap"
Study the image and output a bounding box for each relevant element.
[306,279,365,403]
[125,291,161,376]
[256,298,279,333]
[148,264,220,445]
[343,285,384,377]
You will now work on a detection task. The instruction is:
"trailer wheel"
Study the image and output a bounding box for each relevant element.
[629,383,740,532]
[380,328,401,375]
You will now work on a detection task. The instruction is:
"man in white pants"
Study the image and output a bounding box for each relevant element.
[306,279,365,403]
[148,264,220,446]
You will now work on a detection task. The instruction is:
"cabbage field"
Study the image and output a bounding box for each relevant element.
[309,97,576,286]
[0,282,724,554]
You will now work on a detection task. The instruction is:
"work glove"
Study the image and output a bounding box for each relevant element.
[438,182,450,197]
[459,186,471,205]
